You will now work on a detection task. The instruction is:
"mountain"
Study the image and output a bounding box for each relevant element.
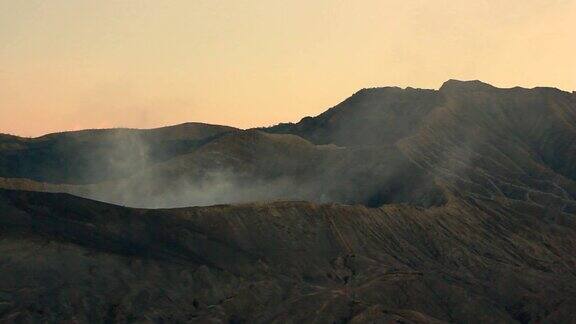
[1,80,576,322]
[266,85,441,147]
[0,123,237,184]
[266,80,576,208]
[3,80,576,211]
[1,189,575,323]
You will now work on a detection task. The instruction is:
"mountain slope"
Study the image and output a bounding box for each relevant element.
[1,81,575,210]
[2,80,576,322]
[0,123,236,184]
[92,80,576,209]
[266,86,441,147]
[79,129,445,208]
[264,80,576,207]
[1,189,575,322]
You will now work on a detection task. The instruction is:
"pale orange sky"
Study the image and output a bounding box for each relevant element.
[1,0,575,137]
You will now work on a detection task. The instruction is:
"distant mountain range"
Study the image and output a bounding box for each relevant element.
[1,80,576,322]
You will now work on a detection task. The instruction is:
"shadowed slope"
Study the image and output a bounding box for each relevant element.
[1,81,576,323]
[266,86,441,147]
[81,130,445,208]
[0,80,575,211]
[0,123,237,184]
[265,80,576,209]
[0,189,575,322]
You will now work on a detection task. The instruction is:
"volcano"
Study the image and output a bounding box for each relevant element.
[1,80,576,322]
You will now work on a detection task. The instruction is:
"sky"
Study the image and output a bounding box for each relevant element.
[1,0,575,137]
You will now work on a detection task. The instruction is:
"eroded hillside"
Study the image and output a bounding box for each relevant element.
[1,189,575,322]
[3,80,575,210]
[1,80,576,323]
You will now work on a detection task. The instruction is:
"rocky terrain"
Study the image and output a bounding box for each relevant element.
[1,80,576,322]
[1,188,575,323]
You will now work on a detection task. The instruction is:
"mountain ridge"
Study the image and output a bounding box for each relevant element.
[3,80,573,140]
[2,79,576,322]
[1,188,575,322]
[1,79,575,210]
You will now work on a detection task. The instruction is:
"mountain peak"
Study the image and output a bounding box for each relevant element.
[440,79,496,92]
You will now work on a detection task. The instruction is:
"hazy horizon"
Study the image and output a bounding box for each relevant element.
[3,78,575,138]
[2,0,575,137]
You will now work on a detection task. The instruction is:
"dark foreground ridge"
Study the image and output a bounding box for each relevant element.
[1,189,575,322]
